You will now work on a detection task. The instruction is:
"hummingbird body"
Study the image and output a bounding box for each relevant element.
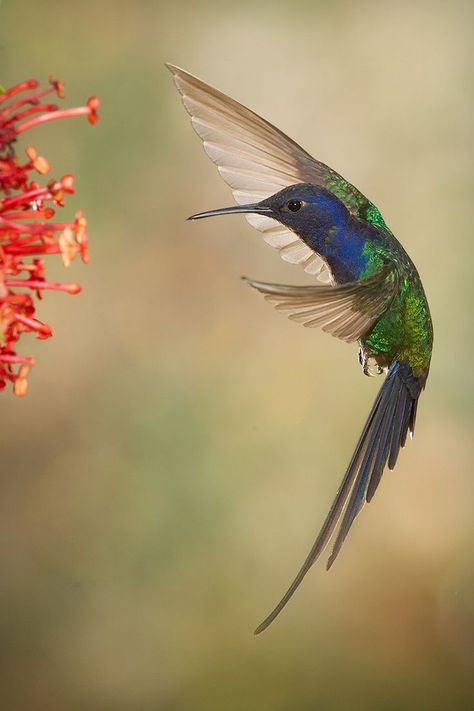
[260,183,433,378]
[168,64,433,633]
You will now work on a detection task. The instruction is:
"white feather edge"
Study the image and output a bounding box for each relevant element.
[169,65,334,284]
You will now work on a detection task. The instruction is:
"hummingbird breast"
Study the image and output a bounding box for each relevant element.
[361,266,433,378]
[301,218,433,378]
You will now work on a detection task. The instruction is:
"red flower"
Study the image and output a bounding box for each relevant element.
[0,77,99,395]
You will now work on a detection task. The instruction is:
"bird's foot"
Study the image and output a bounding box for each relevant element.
[359,348,384,377]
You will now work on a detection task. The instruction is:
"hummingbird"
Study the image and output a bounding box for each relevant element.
[167,64,433,634]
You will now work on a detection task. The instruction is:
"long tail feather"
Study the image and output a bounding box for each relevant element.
[254,360,422,635]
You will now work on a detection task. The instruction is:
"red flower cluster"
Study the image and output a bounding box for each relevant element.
[0,77,99,395]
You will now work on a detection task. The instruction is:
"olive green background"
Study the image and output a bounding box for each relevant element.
[1,1,473,709]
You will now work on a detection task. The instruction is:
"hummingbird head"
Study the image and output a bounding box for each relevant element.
[188,183,350,233]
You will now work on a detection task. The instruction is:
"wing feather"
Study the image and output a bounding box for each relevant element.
[244,267,397,342]
[168,64,390,281]
[167,63,360,282]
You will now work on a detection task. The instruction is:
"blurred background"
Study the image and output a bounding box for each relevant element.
[1,1,473,709]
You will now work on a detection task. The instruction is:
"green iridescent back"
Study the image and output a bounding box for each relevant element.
[324,173,390,231]
[319,173,433,378]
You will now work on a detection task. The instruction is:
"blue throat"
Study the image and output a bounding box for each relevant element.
[298,221,370,283]
[266,186,373,283]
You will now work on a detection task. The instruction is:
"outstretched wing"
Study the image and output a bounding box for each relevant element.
[244,266,397,342]
[167,64,389,283]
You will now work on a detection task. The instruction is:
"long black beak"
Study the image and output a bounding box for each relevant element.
[187,203,272,220]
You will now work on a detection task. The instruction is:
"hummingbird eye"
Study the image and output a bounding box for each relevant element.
[286,199,302,212]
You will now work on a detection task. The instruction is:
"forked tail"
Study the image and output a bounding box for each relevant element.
[255,360,423,634]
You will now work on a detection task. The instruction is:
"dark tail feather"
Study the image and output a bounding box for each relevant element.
[254,360,422,635]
